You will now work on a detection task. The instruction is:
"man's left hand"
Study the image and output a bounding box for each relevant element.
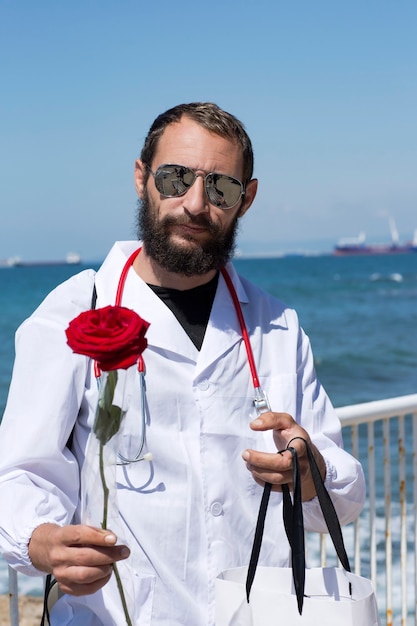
[242,412,326,501]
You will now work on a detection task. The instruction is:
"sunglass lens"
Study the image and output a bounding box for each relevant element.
[206,174,242,208]
[154,166,195,197]
[153,165,243,208]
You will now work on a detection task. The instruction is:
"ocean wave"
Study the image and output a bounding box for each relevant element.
[370,272,404,282]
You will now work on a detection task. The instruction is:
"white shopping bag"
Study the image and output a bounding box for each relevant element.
[216,439,380,626]
[216,566,380,626]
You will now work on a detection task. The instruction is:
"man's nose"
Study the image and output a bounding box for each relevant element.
[182,174,209,214]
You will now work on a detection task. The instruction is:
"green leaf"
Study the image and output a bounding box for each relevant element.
[93,371,124,445]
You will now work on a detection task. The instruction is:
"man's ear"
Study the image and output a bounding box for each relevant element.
[134,160,146,199]
[238,178,258,217]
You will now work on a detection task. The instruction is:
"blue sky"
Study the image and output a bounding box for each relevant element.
[1,0,416,261]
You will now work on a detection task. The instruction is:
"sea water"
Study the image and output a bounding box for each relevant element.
[0,253,416,598]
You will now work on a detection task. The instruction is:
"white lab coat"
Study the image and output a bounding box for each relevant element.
[0,241,365,625]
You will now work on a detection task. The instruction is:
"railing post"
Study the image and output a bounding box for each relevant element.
[413,412,417,626]
[398,415,407,626]
[383,418,392,626]
[368,421,377,589]
[8,565,19,626]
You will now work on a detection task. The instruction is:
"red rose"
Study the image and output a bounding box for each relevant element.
[65,305,150,371]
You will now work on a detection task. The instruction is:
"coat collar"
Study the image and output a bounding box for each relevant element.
[95,242,250,369]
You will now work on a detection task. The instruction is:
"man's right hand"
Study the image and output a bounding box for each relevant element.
[28,523,130,596]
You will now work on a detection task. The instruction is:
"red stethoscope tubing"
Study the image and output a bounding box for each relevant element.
[220,267,260,389]
[115,248,141,307]
[112,247,262,392]
[115,248,146,373]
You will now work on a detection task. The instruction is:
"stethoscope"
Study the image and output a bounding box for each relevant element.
[99,247,271,465]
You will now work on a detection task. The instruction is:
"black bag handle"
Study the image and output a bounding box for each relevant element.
[245,437,351,615]
[282,447,305,614]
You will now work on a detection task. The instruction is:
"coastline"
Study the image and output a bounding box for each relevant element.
[0,595,43,625]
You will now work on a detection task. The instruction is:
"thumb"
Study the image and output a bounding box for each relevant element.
[61,524,118,547]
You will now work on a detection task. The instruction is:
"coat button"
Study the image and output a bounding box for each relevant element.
[210,501,223,516]
[198,380,210,391]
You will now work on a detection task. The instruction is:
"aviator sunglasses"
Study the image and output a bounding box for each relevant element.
[145,163,245,209]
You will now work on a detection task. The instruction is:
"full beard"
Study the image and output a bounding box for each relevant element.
[136,192,240,277]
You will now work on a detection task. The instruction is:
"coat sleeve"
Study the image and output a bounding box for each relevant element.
[0,270,96,575]
[294,324,366,531]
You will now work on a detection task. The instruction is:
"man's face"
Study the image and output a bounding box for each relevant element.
[135,117,256,276]
[137,188,240,276]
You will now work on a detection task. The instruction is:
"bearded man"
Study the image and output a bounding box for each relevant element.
[0,102,364,625]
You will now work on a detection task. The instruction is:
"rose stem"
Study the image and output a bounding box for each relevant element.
[99,441,133,626]
[112,563,133,626]
[99,443,109,528]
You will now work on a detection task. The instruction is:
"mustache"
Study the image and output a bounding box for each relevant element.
[161,214,221,234]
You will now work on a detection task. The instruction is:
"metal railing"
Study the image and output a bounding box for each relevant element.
[307,393,417,626]
[7,393,417,625]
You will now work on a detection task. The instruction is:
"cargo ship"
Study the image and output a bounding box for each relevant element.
[334,219,417,255]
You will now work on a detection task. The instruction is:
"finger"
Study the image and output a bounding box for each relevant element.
[251,467,293,487]
[63,543,131,567]
[55,566,113,596]
[58,576,112,597]
[48,526,130,571]
[249,412,296,434]
[250,413,313,454]
[58,524,118,548]
[242,448,292,470]
[242,448,294,486]
[242,455,293,490]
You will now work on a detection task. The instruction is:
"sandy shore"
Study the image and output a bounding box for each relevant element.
[0,595,43,626]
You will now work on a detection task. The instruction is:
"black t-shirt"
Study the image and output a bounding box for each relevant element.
[148,273,219,351]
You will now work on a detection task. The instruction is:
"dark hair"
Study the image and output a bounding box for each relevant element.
[140,102,254,183]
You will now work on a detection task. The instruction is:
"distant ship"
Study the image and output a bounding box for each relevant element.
[0,252,82,267]
[65,252,82,264]
[334,219,417,256]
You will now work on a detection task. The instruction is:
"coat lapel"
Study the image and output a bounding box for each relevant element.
[195,266,249,379]
[95,244,250,371]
